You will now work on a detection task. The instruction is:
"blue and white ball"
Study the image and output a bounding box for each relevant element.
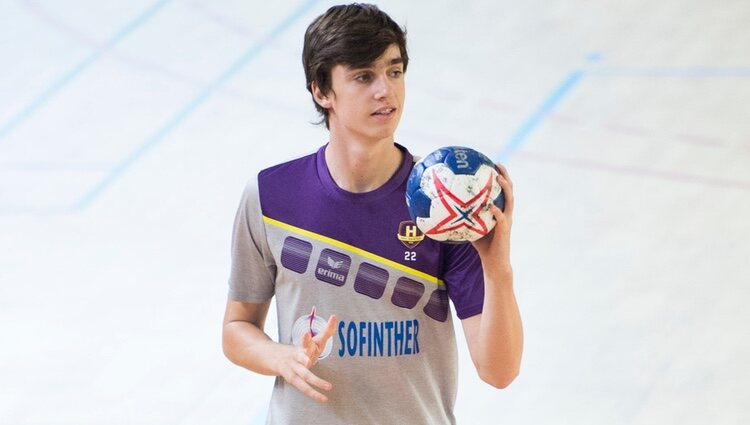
[406,146,505,243]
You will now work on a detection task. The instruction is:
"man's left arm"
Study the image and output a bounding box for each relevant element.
[462,164,523,388]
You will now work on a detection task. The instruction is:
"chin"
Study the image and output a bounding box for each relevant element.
[368,128,397,143]
[372,122,401,140]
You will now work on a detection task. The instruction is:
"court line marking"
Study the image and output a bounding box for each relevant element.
[494,62,750,190]
[4,49,750,214]
[0,0,171,143]
[496,70,585,162]
[70,0,321,211]
[0,161,110,172]
[515,151,750,191]
[589,67,750,77]
[15,0,307,119]
[495,63,750,162]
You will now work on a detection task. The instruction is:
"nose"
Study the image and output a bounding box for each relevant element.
[373,75,392,99]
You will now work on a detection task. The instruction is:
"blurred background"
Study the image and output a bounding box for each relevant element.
[1,0,749,423]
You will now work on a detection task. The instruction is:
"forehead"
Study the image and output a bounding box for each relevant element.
[346,44,403,70]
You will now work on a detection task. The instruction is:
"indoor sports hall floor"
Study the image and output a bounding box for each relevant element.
[1,1,749,424]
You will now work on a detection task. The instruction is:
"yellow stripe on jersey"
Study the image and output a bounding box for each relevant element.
[263,216,444,287]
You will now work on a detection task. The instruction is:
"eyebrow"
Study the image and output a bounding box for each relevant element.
[348,56,404,71]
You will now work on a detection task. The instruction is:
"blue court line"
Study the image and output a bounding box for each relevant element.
[494,64,750,162]
[0,204,70,216]
[0,161,110,172]
[589,67,750,77]
[496,70,585,162]
[70,0,321,211]
[0,0,170,143]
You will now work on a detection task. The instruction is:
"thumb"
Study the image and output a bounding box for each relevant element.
[302,328,313,347]
[302,329,320,359]
[313,315,338,345]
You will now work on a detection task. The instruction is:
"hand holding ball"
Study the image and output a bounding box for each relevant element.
[406,146,505,243]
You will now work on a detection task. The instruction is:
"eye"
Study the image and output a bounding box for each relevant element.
[355,73,372,83]
[389,68,403,78]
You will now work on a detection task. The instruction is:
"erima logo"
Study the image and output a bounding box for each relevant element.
[327,257,344,269]
[318,266,345,282]
[397,220,424,249]
[316,249,350,287]
[318,256,345,282]
[454,149,469,168]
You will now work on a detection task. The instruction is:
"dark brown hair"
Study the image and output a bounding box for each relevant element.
[302,3,408,128]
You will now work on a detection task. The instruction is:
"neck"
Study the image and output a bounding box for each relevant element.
[324,137,403,193]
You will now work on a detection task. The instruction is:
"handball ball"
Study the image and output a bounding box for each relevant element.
[406,146,505,243]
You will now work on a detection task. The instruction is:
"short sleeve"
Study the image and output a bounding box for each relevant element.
[440,243,485,319]
[227,179,276,302]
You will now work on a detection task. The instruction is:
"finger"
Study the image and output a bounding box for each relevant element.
[313,314,338,345]
[294,350,313,368]
[489,203,505,221]
[497,172,513,194]
[302,328,313,347]
[495,163,513,188]
[303,340,320,361]
[288,368,330,403]
[293,361,333,392]
[301,331,321,360]
[496,174,514,216]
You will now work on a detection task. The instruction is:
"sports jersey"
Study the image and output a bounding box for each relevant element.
[228,143,485,425]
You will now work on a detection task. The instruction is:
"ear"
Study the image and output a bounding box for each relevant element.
[311,81,332,109]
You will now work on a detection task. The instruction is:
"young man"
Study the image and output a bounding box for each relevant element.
[223,4,522,424]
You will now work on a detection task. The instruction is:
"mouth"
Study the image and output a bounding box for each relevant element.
[371,106,397,117]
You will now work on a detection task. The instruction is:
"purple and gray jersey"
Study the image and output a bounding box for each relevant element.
[228,143,485,425]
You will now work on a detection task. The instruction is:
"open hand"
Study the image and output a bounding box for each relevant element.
[276,315,338,402]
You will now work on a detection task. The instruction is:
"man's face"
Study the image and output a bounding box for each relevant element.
[323,44,405,143]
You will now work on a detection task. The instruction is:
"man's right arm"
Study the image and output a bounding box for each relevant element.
[222,300,337,402]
